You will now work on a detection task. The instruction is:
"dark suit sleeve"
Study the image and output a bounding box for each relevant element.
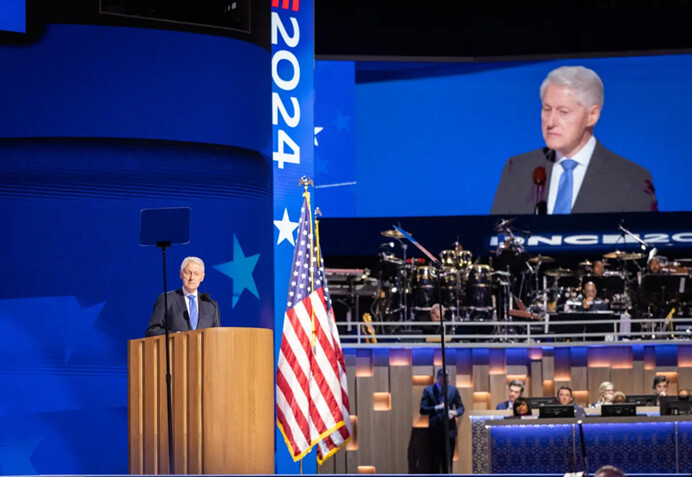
[496,401,508,410]
[145,293,167,337]
[420,387,437,416]
[453,388,464,417]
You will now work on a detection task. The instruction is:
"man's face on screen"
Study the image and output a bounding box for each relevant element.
[541,84,600,157]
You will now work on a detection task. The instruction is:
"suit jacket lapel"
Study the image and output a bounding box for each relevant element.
[573,140,604,213]
[198,298,215,329]
[542,148,556,203]
[175,288,191,331]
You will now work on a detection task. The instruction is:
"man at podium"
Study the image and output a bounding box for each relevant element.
[146,256,220,336]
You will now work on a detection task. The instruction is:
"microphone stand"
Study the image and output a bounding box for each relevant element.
[156,240,175,474]
[433,258,452,473]
[391,225,451,472]
[578,420,588,477]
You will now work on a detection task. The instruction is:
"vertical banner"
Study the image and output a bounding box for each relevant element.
[271,0,315,472]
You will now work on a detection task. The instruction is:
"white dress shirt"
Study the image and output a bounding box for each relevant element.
[547,135,597,214]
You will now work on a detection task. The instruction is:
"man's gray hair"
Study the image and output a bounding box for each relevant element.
[508,379,525,392]
[180,256,205,272]
[540,66,604,109]
[594,465,626,477]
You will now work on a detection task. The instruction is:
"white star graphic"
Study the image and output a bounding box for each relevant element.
[273,208,299,246]
[314,126,324,146]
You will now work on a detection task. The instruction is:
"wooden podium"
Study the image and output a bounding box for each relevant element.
[128,327,274,474]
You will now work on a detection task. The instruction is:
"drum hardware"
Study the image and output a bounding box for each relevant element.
[545,267,575,278]
[528,255,555,265]
[380,228,407,240]
[494,217,517,233]
[603,250,645,261]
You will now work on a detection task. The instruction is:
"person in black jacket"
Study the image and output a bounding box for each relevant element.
[420,368,465,473]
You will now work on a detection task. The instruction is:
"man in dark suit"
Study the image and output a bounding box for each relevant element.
[491,66,657,215]
[557,386,586,418]
[420,368,465,473]
[496,379,524,410]
[146,256,220,336]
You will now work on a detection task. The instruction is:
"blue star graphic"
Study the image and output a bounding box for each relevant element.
[214,235,260,308]
[333,110,351,133]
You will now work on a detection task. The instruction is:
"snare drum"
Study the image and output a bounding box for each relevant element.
[465,264,493,309]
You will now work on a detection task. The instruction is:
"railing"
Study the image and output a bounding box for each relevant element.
[341,316,692,346]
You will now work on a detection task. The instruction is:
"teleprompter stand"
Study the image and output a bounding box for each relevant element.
[139,207,191,474]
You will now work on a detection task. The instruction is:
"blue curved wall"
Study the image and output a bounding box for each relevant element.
[0,19,271,475]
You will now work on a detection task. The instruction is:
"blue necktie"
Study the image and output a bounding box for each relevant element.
[553,159,578,214]
[188,295,198,330]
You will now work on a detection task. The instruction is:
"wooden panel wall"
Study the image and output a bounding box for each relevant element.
[318,343,692,474]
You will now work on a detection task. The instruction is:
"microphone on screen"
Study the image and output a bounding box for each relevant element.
[533,166,547,215]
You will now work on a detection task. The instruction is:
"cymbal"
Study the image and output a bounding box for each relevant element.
[675,258,692,264]
[545,267,574,277]
[381,229,405,239]
[579,260,593,267]
[494,217,517,232]
[603,250,644,261]
[528,255,555,264]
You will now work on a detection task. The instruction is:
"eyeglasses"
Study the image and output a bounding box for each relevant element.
[183,271,202,278]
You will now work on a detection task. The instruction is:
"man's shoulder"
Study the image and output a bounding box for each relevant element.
[594,141,652,177]
[505,147,550,165]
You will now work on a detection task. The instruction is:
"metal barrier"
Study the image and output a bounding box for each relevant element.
[341,316,692,346]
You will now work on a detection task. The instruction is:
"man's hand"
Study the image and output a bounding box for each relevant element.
[435,403,445,411]
[447,409,457,420]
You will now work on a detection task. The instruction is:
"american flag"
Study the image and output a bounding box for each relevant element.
[276,194,351,464]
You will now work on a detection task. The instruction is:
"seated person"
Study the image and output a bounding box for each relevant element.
[591,381,615,408]
[653,375,668,406]
[557,385,586,418]
[497,379,524,410]
[593,260,605,276]
[648,257,662,273]
[511,397,532,418]
[612,391,627,403]
[581,281,608,311]
[679,389,690,401]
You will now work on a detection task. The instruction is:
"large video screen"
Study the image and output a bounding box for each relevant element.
[315,54,692,218]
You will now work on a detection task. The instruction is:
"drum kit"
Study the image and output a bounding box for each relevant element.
[373,224,692,337]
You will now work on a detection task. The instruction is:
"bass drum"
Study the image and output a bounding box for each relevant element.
[465,264,493,309]
[440,270,462,310]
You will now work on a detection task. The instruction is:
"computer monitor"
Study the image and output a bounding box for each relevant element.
[625,394,657,406]
[539,404,576,418]
[600,403,637,417]
[659,397,692,416]
[525,396,558,408]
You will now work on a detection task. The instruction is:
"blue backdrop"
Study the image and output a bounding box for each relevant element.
[0,21,271,475]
